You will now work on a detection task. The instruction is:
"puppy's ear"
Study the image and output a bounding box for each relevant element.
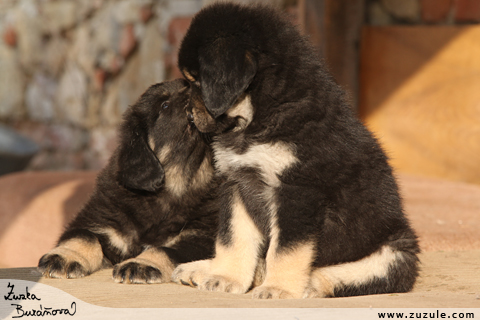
[199,41,257,118]
[116,116,164,192]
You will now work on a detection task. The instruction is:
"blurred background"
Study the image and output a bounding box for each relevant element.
[1,0,480,269]
[0,0,479,183]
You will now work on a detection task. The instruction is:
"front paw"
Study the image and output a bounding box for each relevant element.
[113,261,164,284]
[172,261,247,294]
[200,274,247,293]
[302,285,323,298]
[171,260,210,287]
[252,285,295,299]
[38,254,89,279]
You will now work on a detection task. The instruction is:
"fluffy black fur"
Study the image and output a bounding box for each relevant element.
[173,3,420,298]
[38,79,219,284]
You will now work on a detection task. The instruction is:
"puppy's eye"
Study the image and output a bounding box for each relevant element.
[161,101,169,109]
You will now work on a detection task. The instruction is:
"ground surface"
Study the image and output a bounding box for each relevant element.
[0,250,479,308]
[0,172,479,308]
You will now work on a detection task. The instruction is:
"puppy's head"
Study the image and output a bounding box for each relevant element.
[179,3,258,133]
[116,79,211,194]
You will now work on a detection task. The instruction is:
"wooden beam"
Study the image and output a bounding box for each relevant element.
[299,0,365,109]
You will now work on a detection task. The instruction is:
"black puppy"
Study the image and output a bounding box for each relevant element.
[172,3,420,299]
[38,79,218,284]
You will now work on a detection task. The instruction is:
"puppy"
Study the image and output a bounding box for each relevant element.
[172,3,420,299]
[38,79,219,284]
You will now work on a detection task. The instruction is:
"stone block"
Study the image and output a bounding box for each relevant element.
[166,16,192,79]
[88,3,123,72]
[93,68,107,92]
[0,43,25,119]
[47,125,89,152]
[103,20,165,125]
[138,21,165,87]
[42,36,68,77]
[2,25,16,47]
[140,4,154,23]
[26,73,57,122]
[119,23,137,58]
[27,149,87,171]
[55,62,88,125]
[116,53,143,115]
[41,1,78,34]
[87,127,118,169]
[70,25,96,76]
[101,80,121,126]
[14,122,88,153]
[13,0,43,72]
[113,0,153,24]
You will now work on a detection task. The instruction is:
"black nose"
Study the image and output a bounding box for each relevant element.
[187,111,194,122]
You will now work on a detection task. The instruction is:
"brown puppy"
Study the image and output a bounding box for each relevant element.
[38,79,219,284]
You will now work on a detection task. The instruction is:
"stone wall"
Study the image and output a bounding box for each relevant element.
[5,0,474,172]
[0,0,286,171]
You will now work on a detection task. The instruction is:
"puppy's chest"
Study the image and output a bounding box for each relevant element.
[212,141,298,187]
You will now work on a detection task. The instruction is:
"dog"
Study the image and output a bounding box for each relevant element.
[171,3,420,299]
[38,79,219,284]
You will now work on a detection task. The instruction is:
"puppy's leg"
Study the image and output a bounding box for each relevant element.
[113,247,174,284]
[251,221,315,299]
[38,230,104,279]
[172,188,263,294]
[113,231,216,284]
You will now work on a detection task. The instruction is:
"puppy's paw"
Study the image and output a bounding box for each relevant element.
[113,260,165,284]
[172,260,248,294]
[171,260,211,287]
[302,285,323,298]
[303,269,334,298]
[200,274,247,294]
[38,239,104,279]
[252,285,295,299]
[38,254,89,279]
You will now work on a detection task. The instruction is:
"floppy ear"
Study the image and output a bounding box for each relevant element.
[116,118,165,193]
[199,40,257,118]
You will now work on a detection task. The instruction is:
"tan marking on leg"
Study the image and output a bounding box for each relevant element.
[172,188,263,294]
[303,269,335,298]
[252,258,266,288]
[209,189,264,289]
[48,238,104,274]
[305,245,401,298]
[163,229,206,248]
[94,227,132,256]
[134,247,175,275]
[253,235,315,299]
[252,188,314,299]
[114,247,175,283]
